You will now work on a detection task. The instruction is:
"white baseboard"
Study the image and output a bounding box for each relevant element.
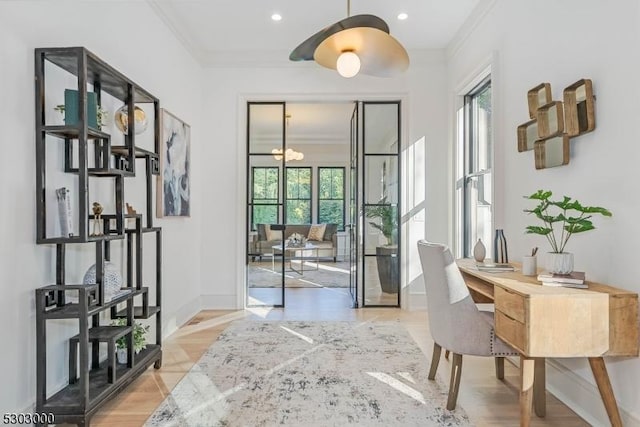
[407,291,427,310]
[545,359,640,427]
[162,296,202,339]
[201,294,238,310]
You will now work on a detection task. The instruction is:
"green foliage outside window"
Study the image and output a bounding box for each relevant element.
[318,167,344,229]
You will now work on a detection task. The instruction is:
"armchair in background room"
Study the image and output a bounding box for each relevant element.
[417,240,518,410]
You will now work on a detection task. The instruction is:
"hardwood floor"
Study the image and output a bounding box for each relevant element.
[88,288,589,426]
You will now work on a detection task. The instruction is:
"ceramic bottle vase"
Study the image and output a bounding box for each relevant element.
[493,229,508,263]
[473,239,486,262]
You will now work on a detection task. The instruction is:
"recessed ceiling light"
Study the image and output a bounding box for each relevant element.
[271,13,282,22]
[397,13,408,21]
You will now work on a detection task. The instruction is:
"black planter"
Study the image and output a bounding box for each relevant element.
[375,245,399,294]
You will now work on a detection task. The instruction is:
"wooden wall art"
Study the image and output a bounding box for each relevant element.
[534,134,570,169]
[527,83,552,119]
[517,78,595,169]
[563,79,595,137]
[537,100,564,138]
[517,119,538,152]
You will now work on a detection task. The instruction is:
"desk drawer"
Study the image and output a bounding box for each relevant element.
[495,286,526,323]
[495,310,526,353]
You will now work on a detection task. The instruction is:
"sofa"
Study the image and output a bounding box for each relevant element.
[252,223,338,261]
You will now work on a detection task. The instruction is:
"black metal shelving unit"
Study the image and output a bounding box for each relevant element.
[34,47,162,427]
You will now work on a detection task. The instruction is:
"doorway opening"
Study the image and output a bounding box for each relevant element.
[245,101,401,309]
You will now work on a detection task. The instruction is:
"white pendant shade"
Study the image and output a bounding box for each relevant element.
[314,27,409,77]
[290,13,409,78]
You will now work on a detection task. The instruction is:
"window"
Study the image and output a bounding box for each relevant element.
[251,167,279,229]
[285,167,311,224]
[318,167,345,230]
[456,76,493,258]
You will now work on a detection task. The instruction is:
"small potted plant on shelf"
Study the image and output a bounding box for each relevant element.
[365,197,398,293]
[112,318,150,364]
[523,190,612,274]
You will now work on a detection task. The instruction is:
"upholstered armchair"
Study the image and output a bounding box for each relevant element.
[417,240,518,410]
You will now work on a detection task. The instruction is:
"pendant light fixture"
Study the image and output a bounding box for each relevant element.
[289,0,409,78]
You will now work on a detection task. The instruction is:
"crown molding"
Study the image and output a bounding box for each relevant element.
[147,0,446,70]
[146,0,205,64]
[446,0,497,60]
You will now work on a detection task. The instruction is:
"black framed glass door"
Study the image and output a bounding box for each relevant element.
[246,102,286,307]
[348,103,359,308]
[362,102,401,307]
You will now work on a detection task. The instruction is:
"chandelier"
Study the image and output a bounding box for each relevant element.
[271,148,304,162]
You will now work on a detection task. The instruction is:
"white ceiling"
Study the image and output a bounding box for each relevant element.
[149,1,481,149]
[149,0,480,65]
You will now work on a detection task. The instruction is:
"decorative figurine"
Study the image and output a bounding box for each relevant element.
[91,202,103,236]
[126,203,137,215]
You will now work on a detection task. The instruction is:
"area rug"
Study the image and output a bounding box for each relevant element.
[248,261,350,288]
[145,321,472,426]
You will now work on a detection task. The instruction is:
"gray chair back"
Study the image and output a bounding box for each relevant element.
[417,240,493,356]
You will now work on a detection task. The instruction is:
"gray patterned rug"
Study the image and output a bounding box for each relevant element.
[145,321,472,426]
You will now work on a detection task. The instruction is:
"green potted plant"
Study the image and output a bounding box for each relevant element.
[365,197,398,293]
[112,318,150,364]
[523,190,612,274]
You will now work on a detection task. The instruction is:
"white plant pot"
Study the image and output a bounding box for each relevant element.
[116,348,127,364]
[546,252,574,274]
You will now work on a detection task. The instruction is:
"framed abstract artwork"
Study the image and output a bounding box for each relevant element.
[157,109,191,217]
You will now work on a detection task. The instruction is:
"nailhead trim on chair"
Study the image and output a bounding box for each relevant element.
[490,328,519,356]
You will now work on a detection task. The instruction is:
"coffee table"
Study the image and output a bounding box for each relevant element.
[271,243,320,275]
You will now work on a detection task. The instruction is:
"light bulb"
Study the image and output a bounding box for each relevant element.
[336,51,360,78]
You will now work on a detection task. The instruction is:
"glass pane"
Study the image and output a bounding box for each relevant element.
[249,155,282,230]
[319,200,344,229]
[364,156,398,204]
[473,84,492,172]
[249,103,284,154]
[364,255,399,305]
[363,204,397,255]
[466,173,493,259]
[286,200,310,224]
[286,167,311,199]
[253,205,278,228]
[253,167,278,200]
[363,103,399,154]
[319,169,331,199]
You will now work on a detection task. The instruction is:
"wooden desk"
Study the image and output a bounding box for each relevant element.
[457,259,639,427]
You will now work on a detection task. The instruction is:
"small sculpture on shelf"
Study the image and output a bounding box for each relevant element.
[126,203,138,226]
[91,202,103,236]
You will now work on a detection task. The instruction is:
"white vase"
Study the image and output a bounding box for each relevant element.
[546,252,573,274]
[116,348,127,364]
[473,239,486,262]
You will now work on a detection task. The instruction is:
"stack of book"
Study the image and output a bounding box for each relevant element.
[537,271,587,288]
[475,262,515,272]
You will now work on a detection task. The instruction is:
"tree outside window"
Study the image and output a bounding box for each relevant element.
[318,167,345,230]
[286,167,311,224]
[252,167,279,228]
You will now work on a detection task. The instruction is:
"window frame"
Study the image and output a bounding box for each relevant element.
[285,166,312,225]
[317,166,346,231]
[456,75,493,258]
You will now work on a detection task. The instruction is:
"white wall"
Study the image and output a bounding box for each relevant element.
[0,1,204,413]
[447,1,640,424]
[200,56,448,308]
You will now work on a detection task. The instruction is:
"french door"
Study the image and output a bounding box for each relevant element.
[348,103,359,308]
[246,102,286,307]
[361,102,401,307]
[245,100,401,309]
